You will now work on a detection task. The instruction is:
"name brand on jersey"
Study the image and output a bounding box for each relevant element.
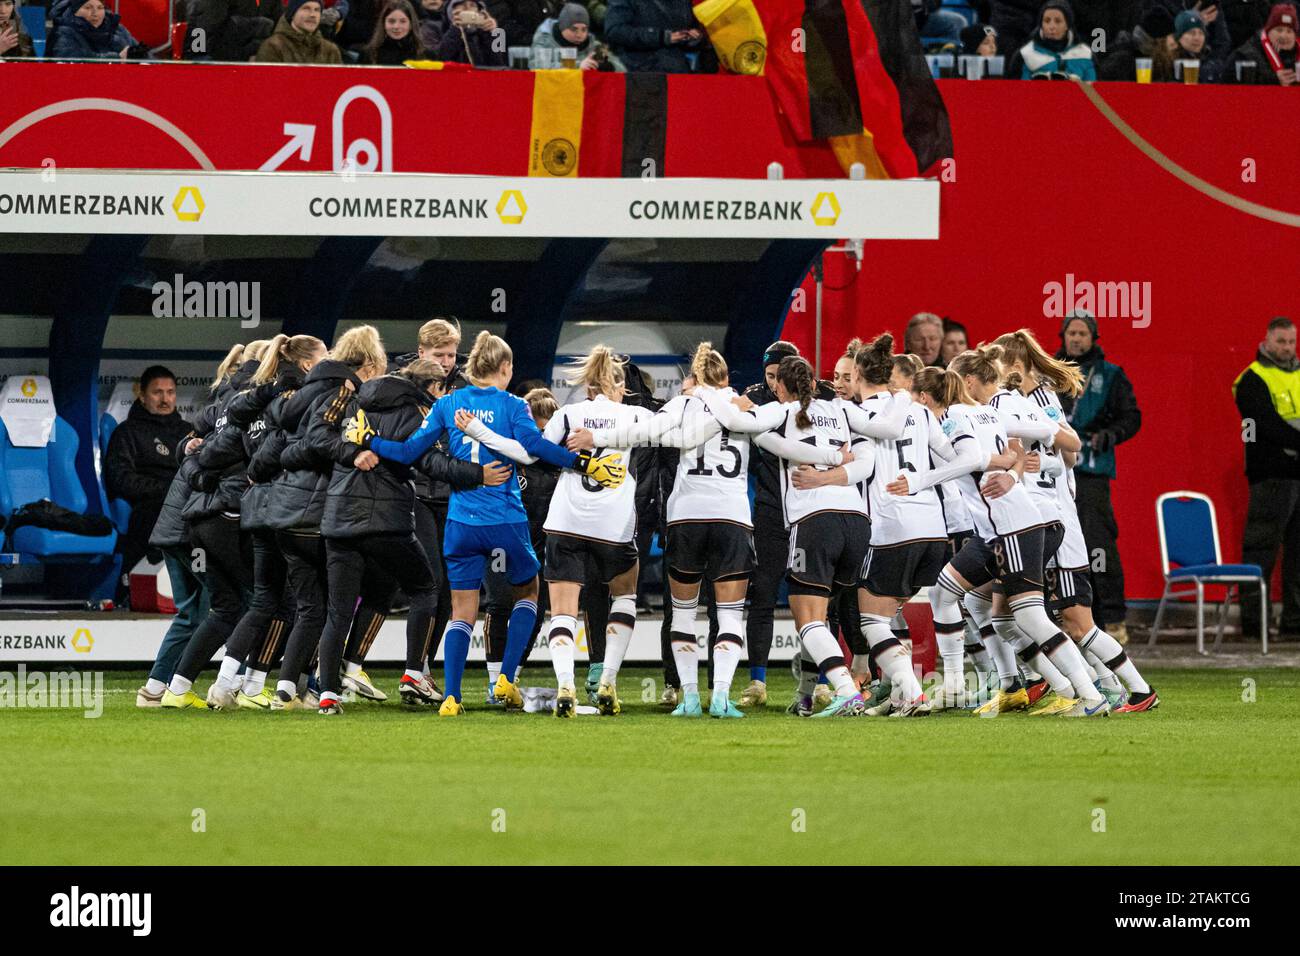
[810,414,839,429]
[583,418,618,430]
[471,409,495,424]
[971,411,1000,425]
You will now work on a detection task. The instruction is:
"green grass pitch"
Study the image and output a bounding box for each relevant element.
[2,666,1296,865]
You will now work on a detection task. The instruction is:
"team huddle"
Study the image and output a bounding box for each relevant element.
[142,317,1159,719]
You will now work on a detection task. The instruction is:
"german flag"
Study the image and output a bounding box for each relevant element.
[694,0,952,178]
[526,70,670,178]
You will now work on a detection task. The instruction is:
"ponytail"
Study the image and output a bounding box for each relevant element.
[251,334,288,385]
[854,332,895,386]
[331,325,387,377]
[778,355,815,429]
[914,367,973,408]
[992,329,1083,398]
[525,387,559,424]
[465,330,513,385]
[568,344,625,399]
[949,344,1004,385]
[396,358,444,394]
[690,341,729,388]
[210,344,246,393]
[253,334,327,385]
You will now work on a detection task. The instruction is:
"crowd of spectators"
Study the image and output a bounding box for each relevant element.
[3,0,1292,84]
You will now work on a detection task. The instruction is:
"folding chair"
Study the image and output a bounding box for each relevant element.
[1150,491,1268,655]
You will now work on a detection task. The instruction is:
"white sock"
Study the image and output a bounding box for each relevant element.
[996,614,1069,694]
[798,621,856,697]
[672,640,700,697]
[343,660,362,677]
[215,656,241,690]
[601,595,637,685]
[1009,594,1102,703]
[1081,626,1150,694]
[277,679,297,699]
[242,669,267,696]
[144,677,166,696]
[1085,649,1123,690]
[548,615,578,687]
[403,668,423,681]
[487,661,502,686]
[167,675,193,696]
[860,613,923,701]
[713,641,742,696]
[937,634,965,693]
[980,626,1018,689]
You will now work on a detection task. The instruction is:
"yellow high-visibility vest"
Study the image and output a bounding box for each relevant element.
[1234,360,1300,421]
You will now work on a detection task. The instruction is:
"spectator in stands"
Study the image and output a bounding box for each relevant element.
[1056,311,1142,640]
[1172,9,1225,79]
[531,3,622,69]
[904,311,945,368]
[1099,7,1177,80]
[363,0,426,61]
[486,0,558,48]
[940,318,968,366]
[989,0,1042,52]
[417,0,446,47]
[50,0,148,59]
[0,0,36,58]
[104,367,194,604]
[605,0,715,73]
[336,0,382,54]
[1009,1,1098,79]
[960,22,1000,57]
[914,0,967,46]
[1233,317,1300,639]
[583,0,605,32]
[1224,0,1275,49]
[1141,1,1233,64]
[185,0,276,61]
[434,0,507,65]
[1226,2,1297,82]
[1070,0,1142,50]
[255,0,344,62]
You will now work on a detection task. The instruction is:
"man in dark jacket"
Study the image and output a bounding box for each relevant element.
[104,366,194,604]
[185,0,275,60]
[1139,0,1233,63]
[1057,313,1141,640]
[604,0,714,72]
[1233,317,1300,638]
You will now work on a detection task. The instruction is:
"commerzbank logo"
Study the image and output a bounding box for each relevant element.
[496,190,527,225]
[172,186,205,223]
[810,192,841,227]
[20,378,37,397]
[72,628,94,653]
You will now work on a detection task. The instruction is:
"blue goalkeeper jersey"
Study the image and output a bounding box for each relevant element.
[367,385,577,526]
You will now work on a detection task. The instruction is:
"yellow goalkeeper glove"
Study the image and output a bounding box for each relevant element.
[344,408,376,448]
[575,450,626,489]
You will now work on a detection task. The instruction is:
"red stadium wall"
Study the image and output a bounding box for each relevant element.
[2,65,1298,600]
[782,82,1300,602]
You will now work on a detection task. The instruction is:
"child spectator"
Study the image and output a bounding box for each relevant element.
[531,2,622,69]
[959,22,999,57]
[363,0,426,62]
[0,0,36,58]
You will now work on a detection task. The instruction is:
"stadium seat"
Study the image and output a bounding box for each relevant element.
[1150,491,1267,655]
[0,416,118,562]
[18,5,46,57]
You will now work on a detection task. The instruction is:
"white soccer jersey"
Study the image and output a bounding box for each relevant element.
[661,393,752,527]
[542,395,651,543]
[989,388,1063,526]
[856,392,947,545]
[944,404,1043,539]
[938,479,974,534]
[1031,384,1089,569]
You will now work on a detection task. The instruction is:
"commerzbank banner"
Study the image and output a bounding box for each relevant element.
[0,171,938,240]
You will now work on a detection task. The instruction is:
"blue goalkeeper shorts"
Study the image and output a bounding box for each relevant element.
[443,519,540,592]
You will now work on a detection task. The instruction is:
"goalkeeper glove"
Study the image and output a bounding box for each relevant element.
[344,409,376,448]
[575,449,626,489]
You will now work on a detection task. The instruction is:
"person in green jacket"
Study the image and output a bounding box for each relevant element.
[255,0,344,63]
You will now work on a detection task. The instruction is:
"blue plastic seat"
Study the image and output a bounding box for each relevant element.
[1150,491,1266,654]
[99,409,133,534]
[0,417,117,562]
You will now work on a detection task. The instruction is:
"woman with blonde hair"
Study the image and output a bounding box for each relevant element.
[887,346,1111,717]
[359,331,623,715]
[995,331,1157,713]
